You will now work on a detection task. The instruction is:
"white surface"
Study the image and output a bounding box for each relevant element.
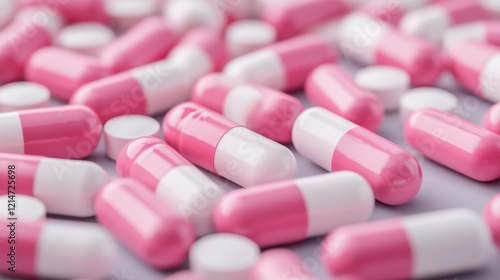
[0,82,50,112]
[400,87,458,123]
[226,20,277,58]
[164,0,223,34]
[480,53,500,103]
[56,22,115,55]
[296,172,374,237]
[223,85,263,126]
[190,233,260,280]
[0,112,24,154]
[399,5,451,43]
[443,22,487,50]
[0,194,46,221]
[105,0,160,30]
[403,209,493,278]
[169,46,214,84]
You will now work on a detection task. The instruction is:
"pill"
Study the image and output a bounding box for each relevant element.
[116,137,225,236]
[0,153,108,217]
[99,17,178,74]
[400,87,457,123]
[484,194,500,248]
[405,108,500,181]
[358,0,433,25]
[0,219,116,279]
[448,41,500,102]
[443,20,500,50]
[226,20,277,58]
[0,194,46,221]
[166,271,208,280]
[25,47,110,101]
[0,7,63,83]
[104,0,161,30]
[70,60,191,123]
[56,22,115,56]
[322,208,492,279]
[338,12,444,86]
[306,64,385,131]
[0,0,16,29]
[306,17,342,47]
[293,107,422,205]
[192,74,304,143]
[0,82,50,113]
[484,103,500,134]
[163,0,225,35]
[96,178,194,269]
[215,171,374,247]
[251,249,315,280]
[224,34,336,91]
[163,102,297,187]
[0,105,102,159]
[20,0,109,23]
[354,65,410,111]
[190,233,260,280]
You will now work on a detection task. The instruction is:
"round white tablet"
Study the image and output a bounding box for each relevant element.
[400,87,458,123]
[190,233,260,280]
[56,22,116,56]
[0,195,46,221]
[0,82,51,113]
[104,115,161,160]
[354,66,410,111]
[105,0,160,30]
[226,20,277,58]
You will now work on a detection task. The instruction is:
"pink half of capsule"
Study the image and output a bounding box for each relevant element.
[357,0,436,25]
[25,47,109,101]
[215,172,374,247]
[163,102,297,187]
[322,208,492,279]
[192,74,304,143]
[485,193,500,248]
[95,178,195,269]
[251,249,316,280]
[306,64,384,131]
[99,17,178,74]
[405,108,500,181]
[293,107,422,205]
[20,0,109,23]
[224,34,337,92]
[0,105,102,159]
[484,103,500,134]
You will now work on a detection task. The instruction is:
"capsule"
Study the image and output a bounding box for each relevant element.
[226,20,277,58]
[105,0,161,30]
[448,41,500,103]
[100,17,178,74]
[322,208,493,279]
[116,137,225,236]
[25,47,110,101]
[163,102,297,187]
[20,0,109,23]
[293,107,422,205]
[338,13,443,86]
[192,74,304,143]
[215,172,374,247]
[251,249,316,280]
[163,0,225,35]
[224,34,337,92]
[405,108,500,181]
[0,105,102,159]
[485,194,500,248]
[358,0,436,25]
[306,64,384,131]
[0,219,116,279]
[443,20,500,50]
[484,103,500,134]
[95,179,195,269]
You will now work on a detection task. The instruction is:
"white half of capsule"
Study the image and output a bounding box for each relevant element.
[0,112,25,154]
[0,194,46,221]
[169,45,214,83]
[226,20,277,58]
[223,85,263,126]
[480,53,500,103]
[155,165,226,236]
[443,22,487,50]
[163,0,224,34]
[399,5,451,43]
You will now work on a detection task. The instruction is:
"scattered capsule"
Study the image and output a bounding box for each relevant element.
[20,0,109,23]
[163,0,225,35]
[226,20,277,58]
[484,194,500,248]
[443,20,500,50]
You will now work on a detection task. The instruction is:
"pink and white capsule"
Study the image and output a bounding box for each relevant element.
[405,109,500,181]
[485,194,500,248]
[293,107,422,205]
[306,64,384,132]
[322,208,492,279]
[251,249,316,280]
[443,20,500,50]
[116,137,225,236]
[95,179,195,269]
[192,74,304,143]
[0,220,116,279]
[224,34,337,91]
[163,102,297,187]
[0,105,102,159]
[20,0,109,23]
[484,103,500,134]
[338,13,443,86]
[215,172,374,247]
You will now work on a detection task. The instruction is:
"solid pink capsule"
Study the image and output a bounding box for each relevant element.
[484,103,500,134]
[405,108,500,181]
[251,249,316,280]
[293,107,422,205]
[192,74,304,143]
[20,0,109,23]
[224,34,337,92]
[163,102,297,187]
[485,194,500,248]
[306,64,384,131]
[25,47,109,101]
[95,178,195,269]
[0,105,102,159]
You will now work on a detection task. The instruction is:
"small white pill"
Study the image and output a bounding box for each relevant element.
[190,233,260,280]
[104,115,160,160]
[56,22,116,56]
[400,87,458,123]
[0,82,50,113]
[354,66,410,111]
[226,20,277,58]
[0,194,46,221]
[104,0,160,30]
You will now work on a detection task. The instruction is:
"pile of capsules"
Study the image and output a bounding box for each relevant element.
[1,0,500,279]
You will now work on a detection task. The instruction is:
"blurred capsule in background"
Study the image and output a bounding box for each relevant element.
[358,0,436,26]
[251,249,316,280]
[443,20,500,50]
[166,271,208,280]
[104,0,161,31]
[164,0,225,35]
[20,0,109,23]
[56,22,115,56]
[0,82,50,113]
[485,194,500,248]
[226,20,276,58]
